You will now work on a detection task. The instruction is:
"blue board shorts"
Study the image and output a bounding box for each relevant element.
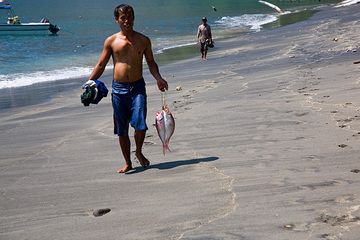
[112,78,148,136]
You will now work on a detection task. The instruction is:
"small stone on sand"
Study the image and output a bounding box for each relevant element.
[93,208,111,217]
[283,224,295,230]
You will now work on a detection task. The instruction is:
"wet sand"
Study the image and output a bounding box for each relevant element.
[1,5,360,240]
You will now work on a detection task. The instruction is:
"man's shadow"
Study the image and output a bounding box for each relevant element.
[126,156,219,174]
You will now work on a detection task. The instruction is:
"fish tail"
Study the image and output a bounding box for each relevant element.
[162,143,171,155]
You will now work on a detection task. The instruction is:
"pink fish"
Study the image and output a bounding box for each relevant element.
[155,105,175,155]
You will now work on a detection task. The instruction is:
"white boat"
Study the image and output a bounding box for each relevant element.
[0,2,59,34]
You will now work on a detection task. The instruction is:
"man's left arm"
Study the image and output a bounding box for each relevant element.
[208,25,213,41]
[144,37,168,91]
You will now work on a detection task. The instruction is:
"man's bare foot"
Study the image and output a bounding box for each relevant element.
[117,164,133,173]
[136,152,150,168]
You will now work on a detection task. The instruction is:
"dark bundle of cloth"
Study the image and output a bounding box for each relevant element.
[206,39,214,48]
[81,80,108,106]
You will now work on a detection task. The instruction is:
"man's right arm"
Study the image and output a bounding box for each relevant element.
[89,37,112,80]
[197,26,201,42]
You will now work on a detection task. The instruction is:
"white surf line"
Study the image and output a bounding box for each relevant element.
[258,0,283,14]
[335,0,360,7]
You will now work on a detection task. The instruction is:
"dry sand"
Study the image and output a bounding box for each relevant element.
[1,5,360,240]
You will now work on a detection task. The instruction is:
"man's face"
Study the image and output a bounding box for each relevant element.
[116,10,134,31]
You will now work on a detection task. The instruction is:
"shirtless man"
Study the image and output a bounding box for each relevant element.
[197,16,212,60]
[89,4,168,173]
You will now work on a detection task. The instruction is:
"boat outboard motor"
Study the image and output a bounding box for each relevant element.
[49,23,60,34]
[41,17,60,34]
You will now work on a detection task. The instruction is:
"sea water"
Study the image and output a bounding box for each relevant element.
[0,0,343,91]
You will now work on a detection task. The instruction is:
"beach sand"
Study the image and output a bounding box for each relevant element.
[1,5,360,240]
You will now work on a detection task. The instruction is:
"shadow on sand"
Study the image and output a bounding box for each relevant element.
[126,156,219,174]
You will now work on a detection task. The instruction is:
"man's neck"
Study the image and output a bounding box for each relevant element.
[121,29,135,39]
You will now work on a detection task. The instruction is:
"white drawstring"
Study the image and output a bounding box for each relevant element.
[161,91,167,107]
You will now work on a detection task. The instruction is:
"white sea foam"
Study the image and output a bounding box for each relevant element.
[155,42,197,54]
[215,14,278,32]
[335,0,360,7]
[0,66,93,89]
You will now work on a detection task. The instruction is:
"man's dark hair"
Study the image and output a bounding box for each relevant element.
[114,4,135,20]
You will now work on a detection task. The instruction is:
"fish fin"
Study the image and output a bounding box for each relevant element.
[163,143,171,155]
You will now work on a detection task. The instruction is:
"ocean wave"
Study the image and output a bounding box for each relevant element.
[335,0,360,7]
[155,42,197,54]
[215,14,278,31]
[0,67,93,89]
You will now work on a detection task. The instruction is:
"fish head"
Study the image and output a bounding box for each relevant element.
[155,111,164,121]
[162,105,170,112]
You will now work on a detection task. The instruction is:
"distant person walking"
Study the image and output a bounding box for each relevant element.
[88,4,168,173]
[197,16,213,60]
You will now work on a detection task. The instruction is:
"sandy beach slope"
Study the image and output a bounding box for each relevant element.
[1,4,360,240]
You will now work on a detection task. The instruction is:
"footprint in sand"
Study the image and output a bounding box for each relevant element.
[282,222,311,232]
[295,112,309,117]
[172,99,194,112]
[144,141,156,146]
[310,88,319,92]
[301,180,341,191]
[297,87,307,93]
[320,233,338,239]
[316,212,360,226]
[335,194,356,203]
[142,135,157,146]
[303,154,323,161]
[173,79,219,113]
[302,178,353,191]
[341,118,353,123]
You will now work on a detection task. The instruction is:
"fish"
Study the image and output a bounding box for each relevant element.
[155,105,175,155]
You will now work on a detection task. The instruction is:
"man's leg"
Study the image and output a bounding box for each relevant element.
[200,43,205,60]
[117,135,133,173]
[134,130,150,167]
[204,45,208,60]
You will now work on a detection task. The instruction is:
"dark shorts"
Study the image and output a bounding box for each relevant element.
[112,78,148,136]
[200,41,208,52]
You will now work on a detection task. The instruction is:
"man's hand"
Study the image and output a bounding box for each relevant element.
[157,78,168,92]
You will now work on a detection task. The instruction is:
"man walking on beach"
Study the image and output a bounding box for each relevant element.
[197,16,213,60]
[88,4,168,173]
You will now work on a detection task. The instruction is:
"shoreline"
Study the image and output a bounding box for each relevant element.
[0,3,337,110]
[1,4,360,240]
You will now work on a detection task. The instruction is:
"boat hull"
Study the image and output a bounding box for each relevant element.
[0,23,54,34]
